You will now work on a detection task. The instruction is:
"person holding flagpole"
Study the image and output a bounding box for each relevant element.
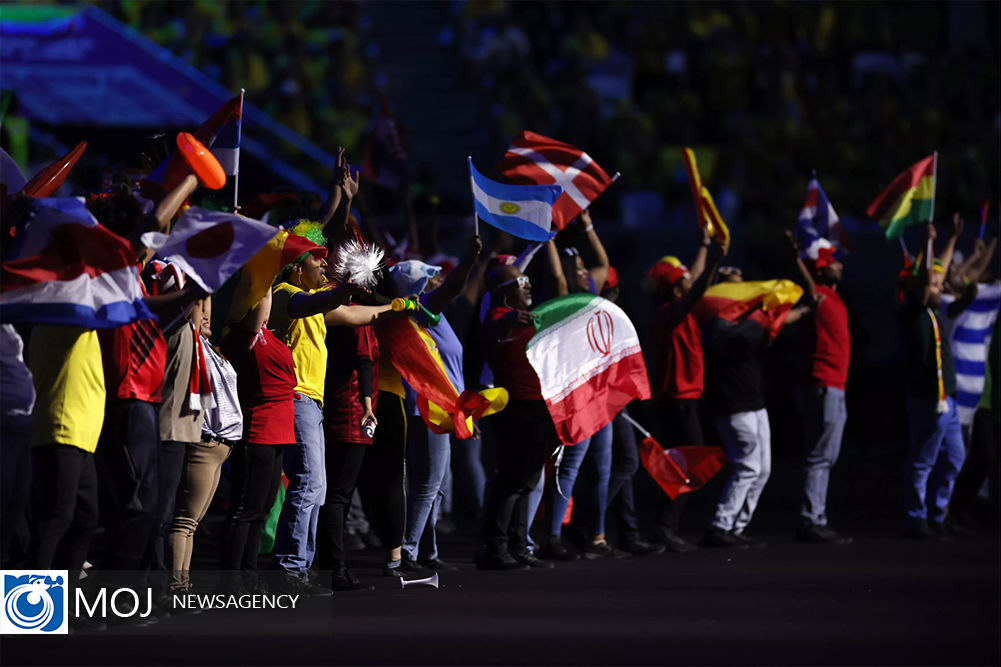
[648,225,726,553]
[900,216,967,539]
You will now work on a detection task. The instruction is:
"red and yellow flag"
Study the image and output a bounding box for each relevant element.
[376,317,507,439]
[682,147,730,250]
[695,279,803,340]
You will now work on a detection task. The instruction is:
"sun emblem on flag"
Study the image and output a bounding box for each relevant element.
[500,202,520,214]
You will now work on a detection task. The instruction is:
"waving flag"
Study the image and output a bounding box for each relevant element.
[526,294,650,446]
[695,280,804,341]
[149,94,243,195]
[681,148,730,249]
[496,131,614,229]
[942,281,1001,426]
[377,317,507,438]
[798,172,849,253]
[866,153,937,240]
[1,198,154,328]
[361,97,410,190]
[469,158,562,242]
[140,207,279,294]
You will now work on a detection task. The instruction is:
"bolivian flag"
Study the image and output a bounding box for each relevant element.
[377,317,507,439]
[866,153,937,240]
[695,280,804,340]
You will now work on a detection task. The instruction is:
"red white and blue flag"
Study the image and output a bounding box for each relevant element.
[149,94,243,194]
[361,98,410,190]
[797,173,849,257]
[1,198,154,328]
[496,131,615,230]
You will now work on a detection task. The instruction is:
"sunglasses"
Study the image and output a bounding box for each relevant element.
[498,275,531,289]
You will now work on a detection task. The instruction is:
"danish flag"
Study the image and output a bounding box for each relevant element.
[496,131,615,229]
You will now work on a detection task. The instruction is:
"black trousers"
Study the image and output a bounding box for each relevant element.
[150,440,188,591]
[358,394,407,552]
[96,399,160,570]
[220,442,286,571]
[481,400,555,557]
[1,413,33,565]
[29,444,99,578]
[607,410,641,542]
[656,398,705,532]
[318,442,367,570]
[950,408,999,517]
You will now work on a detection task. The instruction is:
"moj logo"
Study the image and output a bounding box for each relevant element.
[1,570,68,635]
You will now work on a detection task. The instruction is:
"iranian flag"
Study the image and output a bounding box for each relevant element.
[526,294,651,446]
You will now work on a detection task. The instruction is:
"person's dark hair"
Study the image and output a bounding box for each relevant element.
[559,247,587,294]
[85,183,144,238]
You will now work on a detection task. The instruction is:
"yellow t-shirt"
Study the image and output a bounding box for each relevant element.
[271,282,327,405]
[29,326,106,452]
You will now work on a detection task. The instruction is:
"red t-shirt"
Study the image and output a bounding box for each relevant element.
[99,318,167,403]
[324,321,379,444]
[654,305,704,401]
[805,285,850,390]
[222,324,296,445]
[481,306,541,401]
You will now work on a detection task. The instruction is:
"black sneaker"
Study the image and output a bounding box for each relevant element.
[280,574,333,597]
[582,541,619,560]
[621,539,666,556]
[538,536,579,561]
[476,552,531,571]
[928,521,953,540]
[659,528,699,553]
[702,527,748,549]
[796,524,853,545]
[331,567,369,591]
[731,532,766,549]
[398,558,428,575]
[904,519,941,540]
[418,557,458,572]
[510,550,555,569]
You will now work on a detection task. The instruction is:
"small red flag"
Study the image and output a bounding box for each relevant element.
[638,436,727,500]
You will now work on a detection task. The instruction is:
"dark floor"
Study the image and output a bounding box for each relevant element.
[3,529,998,666]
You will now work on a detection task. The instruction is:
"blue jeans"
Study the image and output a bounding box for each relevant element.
[797,386,847,526]
[546,422,613,537]
[711,409,771,534]
[273,394,326,579]
[451,433,486,518]
[904,395,965,525]
[403,425,451,562]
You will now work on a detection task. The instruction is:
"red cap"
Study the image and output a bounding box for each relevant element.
[604,265,619,289]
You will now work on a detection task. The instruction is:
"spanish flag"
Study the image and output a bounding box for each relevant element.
[866,153,937,240]
[695,280,804,340]
[376,317,507,439]
[681,147,731,250]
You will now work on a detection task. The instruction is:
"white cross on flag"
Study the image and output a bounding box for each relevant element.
[496,131,614,230]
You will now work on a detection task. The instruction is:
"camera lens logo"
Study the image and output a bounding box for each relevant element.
[1,571,68,635]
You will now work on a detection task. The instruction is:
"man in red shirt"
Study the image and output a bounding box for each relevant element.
[791,235,852,544]
[649,229,725,551]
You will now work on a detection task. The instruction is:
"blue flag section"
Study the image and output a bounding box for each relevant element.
[468,157,562,241]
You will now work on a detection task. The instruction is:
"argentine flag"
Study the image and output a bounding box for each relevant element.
[468,157,562,241]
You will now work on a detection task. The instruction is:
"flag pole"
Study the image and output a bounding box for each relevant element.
[232,89,245,212]
[611,172,621,183]
[618,411,690,483]
[618,411,651,439]
[467,156,479,236]
[928,151,938,225]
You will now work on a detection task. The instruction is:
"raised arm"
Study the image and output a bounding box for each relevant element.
[937,213,963,276]
[319,148,347,229]
[784,230,819,305]
[580,210,610,292]
[689,227,712,283]
[965,236,998,284]
[135,174,201,265]
[423,235,483,314]
[547,239,569,297]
